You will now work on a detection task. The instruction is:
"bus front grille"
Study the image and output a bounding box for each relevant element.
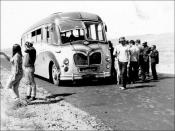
[89,52,101,65]
[74,52,101,66]
[74,53,88,65]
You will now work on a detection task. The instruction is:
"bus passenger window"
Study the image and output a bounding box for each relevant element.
[47,31,50,38]
[78,29,84,40]
[46,26,52,43]
[69,31,75,42]
[73,30,78,37]
[31,31,36,42]
[61,33,67,44]
[32,31,35,37]
[36,28,42,42]
[36,29,41,35]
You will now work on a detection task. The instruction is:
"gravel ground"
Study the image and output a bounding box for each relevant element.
[0,66,111,130]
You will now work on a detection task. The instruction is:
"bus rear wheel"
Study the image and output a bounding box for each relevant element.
[50,63,60,86]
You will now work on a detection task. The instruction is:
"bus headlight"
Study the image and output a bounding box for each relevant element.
[64,66,69,72]
[106,64,110,69]
[105,57,111,62]
[63,58,69,65]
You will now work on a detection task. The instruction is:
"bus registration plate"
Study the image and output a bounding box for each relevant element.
[79,67,97,73]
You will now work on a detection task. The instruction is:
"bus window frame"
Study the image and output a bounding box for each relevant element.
[60,28,85,46]
[84,21,106,42]
[36,28,42,43]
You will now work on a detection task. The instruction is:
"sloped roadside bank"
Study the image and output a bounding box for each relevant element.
[0,66,111,130]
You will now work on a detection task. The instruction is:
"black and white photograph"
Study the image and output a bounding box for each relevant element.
[0,1,174,130]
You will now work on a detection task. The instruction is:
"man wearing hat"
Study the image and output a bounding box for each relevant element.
[23,41,37,101]
[135,39,143,51]
[113,37,130,90]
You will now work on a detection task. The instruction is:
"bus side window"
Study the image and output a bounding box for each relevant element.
[36,28,42,42]
[47,29,50,38]
[46,25,52,43]
[42,26,47,43]
[61,32,66,44]
[31,30,36,43]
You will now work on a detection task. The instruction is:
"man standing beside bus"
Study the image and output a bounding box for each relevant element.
[142,42,151,80]
[114,37,130,90]
[128,40,139,84]
[108,40,116,80]
[150,45,159,80]
[135,39,143,80]
[23,41,37,101]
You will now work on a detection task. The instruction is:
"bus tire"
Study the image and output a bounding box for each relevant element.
[49,62,61,86]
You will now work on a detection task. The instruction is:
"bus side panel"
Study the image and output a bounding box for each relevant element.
[35,52,49,78]
[100,44,111,73]
[35,51,60,79]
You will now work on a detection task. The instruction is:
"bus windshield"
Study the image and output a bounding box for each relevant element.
[60,28,85,44]
[59,20,105,44]
[84,22,105,42]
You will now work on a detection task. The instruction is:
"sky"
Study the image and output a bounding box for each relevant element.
[1,1,174,49]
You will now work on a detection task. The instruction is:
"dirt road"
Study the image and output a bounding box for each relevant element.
[1,58,174,130]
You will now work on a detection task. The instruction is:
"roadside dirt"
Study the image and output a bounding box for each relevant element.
[0,66,111,130]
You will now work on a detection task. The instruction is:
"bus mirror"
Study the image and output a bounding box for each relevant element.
[105,25,107,32]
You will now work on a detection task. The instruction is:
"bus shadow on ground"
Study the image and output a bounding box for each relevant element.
[61,78,116,87]
[35,73,174,87]
[157,73,174,80]
[127,84,155,90]
[35,74,116,87]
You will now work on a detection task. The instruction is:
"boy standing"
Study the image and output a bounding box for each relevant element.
[23,41,37,101]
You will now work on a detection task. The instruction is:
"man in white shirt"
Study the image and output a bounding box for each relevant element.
[128,40,139,84]
[113,37,130,90]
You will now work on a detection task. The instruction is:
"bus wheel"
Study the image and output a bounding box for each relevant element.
[51,63,60,86]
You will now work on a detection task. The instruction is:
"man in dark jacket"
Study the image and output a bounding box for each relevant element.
[108,41,116,80]
[150,45,159,80]
[23,41,37,101]
[141,42,151,81]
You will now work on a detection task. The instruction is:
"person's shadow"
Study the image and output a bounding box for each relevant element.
[127,84,155,90]
[28,93,75,105]
[27,97,64,105]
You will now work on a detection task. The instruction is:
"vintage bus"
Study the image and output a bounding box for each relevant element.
[21,12,111,85]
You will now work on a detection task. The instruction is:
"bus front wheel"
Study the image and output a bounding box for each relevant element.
[50,63,60,86]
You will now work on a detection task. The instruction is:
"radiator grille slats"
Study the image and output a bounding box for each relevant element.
[73,52,101,65]
[89,52,101,65]
[74,53,88,65]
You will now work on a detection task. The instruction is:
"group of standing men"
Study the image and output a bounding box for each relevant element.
[109,37,159,90]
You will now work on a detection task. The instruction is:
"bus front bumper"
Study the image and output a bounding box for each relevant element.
[60,72,111,81]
